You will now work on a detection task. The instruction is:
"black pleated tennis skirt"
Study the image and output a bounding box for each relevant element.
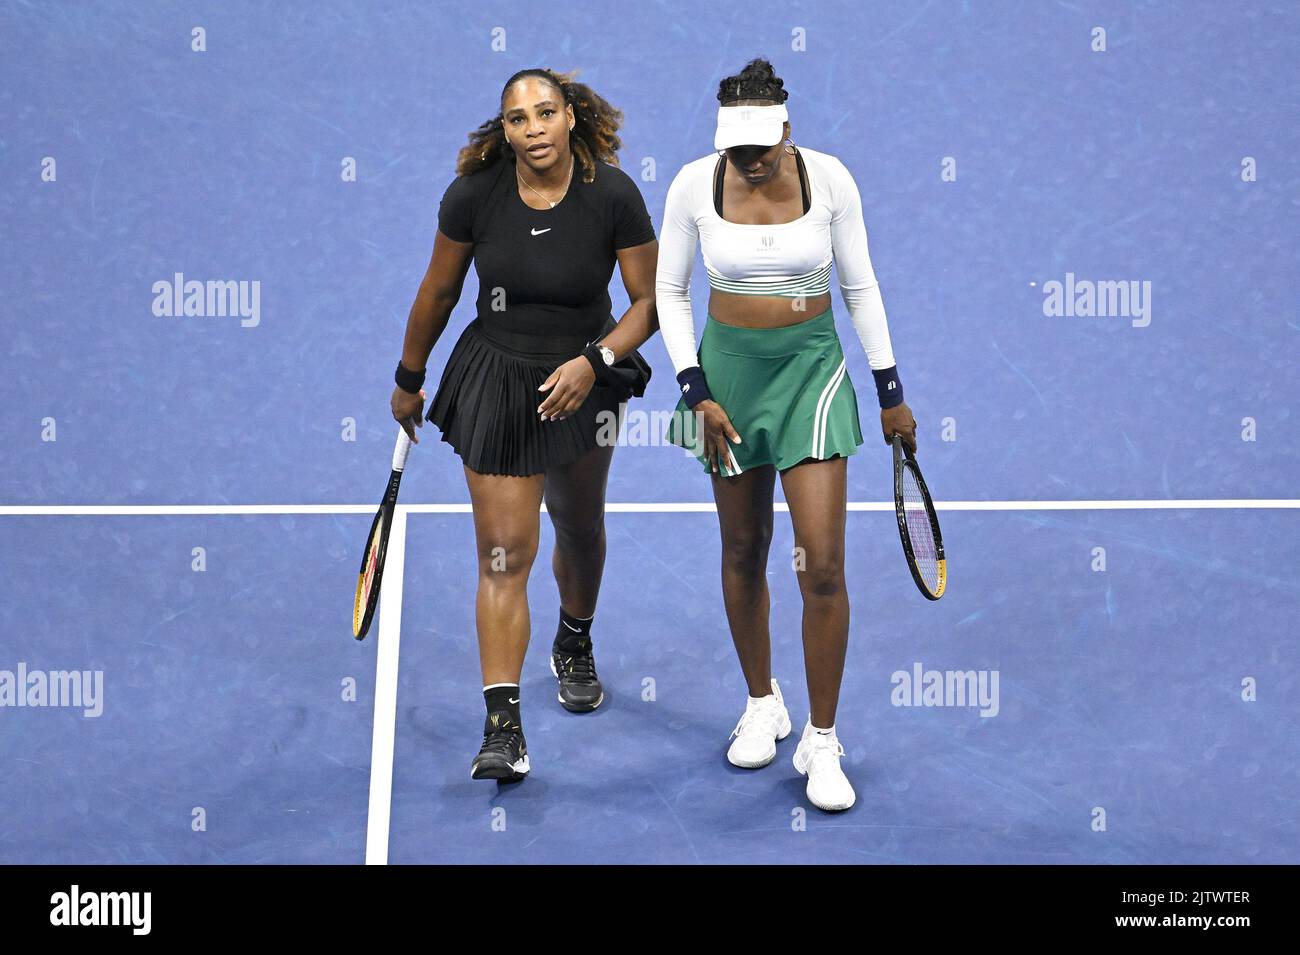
[426,318,626,477]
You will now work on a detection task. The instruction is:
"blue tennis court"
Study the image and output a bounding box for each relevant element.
[1,0,1296,865]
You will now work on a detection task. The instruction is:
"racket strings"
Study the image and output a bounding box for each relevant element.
[354,527,385,636]
[901,468,939,591]
[361,533,382,598]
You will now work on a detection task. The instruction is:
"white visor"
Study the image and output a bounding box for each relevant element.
[714,103,788,151]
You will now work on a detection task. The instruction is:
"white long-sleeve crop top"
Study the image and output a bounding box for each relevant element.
[655,146,897,377]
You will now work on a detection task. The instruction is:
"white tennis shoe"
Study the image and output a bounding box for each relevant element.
[792,721,856,811]
[726,679,792,768]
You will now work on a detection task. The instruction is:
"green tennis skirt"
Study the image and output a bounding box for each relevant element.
[666,307,865,475]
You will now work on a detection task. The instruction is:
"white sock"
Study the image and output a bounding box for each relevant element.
[811,722,835,736]
[748,693,773,707]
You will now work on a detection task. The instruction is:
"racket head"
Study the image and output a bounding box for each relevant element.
[353,504,394,639]
[353,428,415,640]
[892,433,946,600]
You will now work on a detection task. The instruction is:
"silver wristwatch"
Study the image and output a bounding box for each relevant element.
[594,343,615,366]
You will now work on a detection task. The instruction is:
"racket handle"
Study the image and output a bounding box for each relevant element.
[392,428,414,472]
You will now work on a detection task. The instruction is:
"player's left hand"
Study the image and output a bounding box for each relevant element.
[537,357,596,422]
[881,402,917,453]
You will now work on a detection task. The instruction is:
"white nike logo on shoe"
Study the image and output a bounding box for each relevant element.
[531,228,552,235]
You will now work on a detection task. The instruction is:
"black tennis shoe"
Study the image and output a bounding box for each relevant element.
[470,711,530,782]
[550,635,604,712]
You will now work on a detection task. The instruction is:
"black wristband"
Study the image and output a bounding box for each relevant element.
[871,365,903,409]
[395,361,425,395]
[676,366,713,410]
[582,342,613,387]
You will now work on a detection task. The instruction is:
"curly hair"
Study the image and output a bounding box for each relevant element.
[454,68,625,183]
[717,56,790,105]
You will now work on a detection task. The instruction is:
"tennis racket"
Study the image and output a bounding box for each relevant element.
[891,432,946,600]
[352,427,415,639]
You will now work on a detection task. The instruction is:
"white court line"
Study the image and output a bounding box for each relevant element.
[0,499,1297,516]
[364,510,407,866]
[609,499,1300,512]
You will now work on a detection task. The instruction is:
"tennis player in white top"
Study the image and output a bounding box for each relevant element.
[658,58,918,811]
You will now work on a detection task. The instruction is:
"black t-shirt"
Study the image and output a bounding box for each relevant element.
[437,158,656,352]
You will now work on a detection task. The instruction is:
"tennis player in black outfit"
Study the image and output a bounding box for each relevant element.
[390,69,659,783]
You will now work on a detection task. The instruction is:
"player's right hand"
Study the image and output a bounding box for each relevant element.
[391,387,426,443]
[696,399,742,476]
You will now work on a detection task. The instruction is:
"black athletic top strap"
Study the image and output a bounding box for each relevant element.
[794,148,811,213]
[713,155,726,216]
[713,148,811,218]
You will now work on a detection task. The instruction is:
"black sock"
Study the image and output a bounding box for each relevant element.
[483,684,521,727]
[554,608,593,652]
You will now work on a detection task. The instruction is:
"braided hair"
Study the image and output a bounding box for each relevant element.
[717,56,790,105]
[455,68,625,183]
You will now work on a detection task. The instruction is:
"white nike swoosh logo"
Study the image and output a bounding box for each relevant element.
[531,228,552,236]
[562,621,581,632]
[508,697,520,705]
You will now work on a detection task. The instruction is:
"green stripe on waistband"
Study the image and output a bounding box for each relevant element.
[706,263,832,297]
